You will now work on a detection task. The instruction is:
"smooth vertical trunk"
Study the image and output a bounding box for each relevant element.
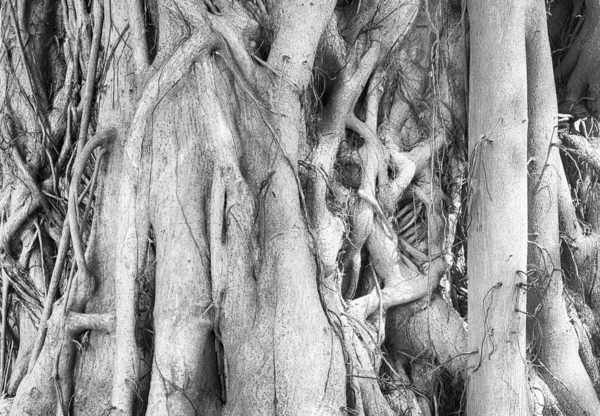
[466,2,529,415]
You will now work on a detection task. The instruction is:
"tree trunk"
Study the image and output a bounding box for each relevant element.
[466,1,530,414]
[1,1,600,415]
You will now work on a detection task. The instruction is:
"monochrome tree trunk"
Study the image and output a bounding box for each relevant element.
[0,0,599,415]
[465,1,529,414]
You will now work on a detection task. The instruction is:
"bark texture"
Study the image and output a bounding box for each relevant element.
[0,1,599,416]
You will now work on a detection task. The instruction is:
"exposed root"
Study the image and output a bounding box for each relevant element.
[7,145,61,229]
[560,133,600,175]
[529,370,565,416]
[11,302,114,416]
[337,313,396,416]
[0,200,41,254]
[76,0,104,151]
[10,128,116,414]
[28,128,116,373]
[67,129,117,309]
[556,0,600,115]
[568,300,600,393]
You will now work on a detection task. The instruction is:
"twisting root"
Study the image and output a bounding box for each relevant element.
[28,127,117,371]
[67,128,117,302]
[343,199,374,299]
[76,0,104,151]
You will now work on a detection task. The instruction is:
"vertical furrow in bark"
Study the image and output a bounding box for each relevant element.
[128,0,151,72]
[526,2,600,415]
[466,2,530,415]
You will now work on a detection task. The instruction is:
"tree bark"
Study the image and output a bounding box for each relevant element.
[2,1,600,415]
[466,1,530,415]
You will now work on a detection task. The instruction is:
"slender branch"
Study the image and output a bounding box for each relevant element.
[6,0,50,136]
[66,312,115,335]
[0,255,43,319]
[67,128,117,305]
[398,236,428,263]
[7,0,41,100]
[9,146,62,227]
[77,0,104,149]
[346,114,390,226]
[74,0,92,62]
[127,0,150,72]
[365,68,386,133]
[80,149,106,231]
[0,199,40,253]
[28,221,69,372]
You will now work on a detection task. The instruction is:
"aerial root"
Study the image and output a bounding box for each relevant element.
[560,133,600,175]
[28,127,117,372]
[66,128,117,308]
[529,371,564,416]
[338,313,396,416]
[65,312,115,335]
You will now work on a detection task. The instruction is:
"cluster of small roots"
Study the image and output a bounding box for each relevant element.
[0,0,600,415]
[297,1,473,413]
[0,0,115,406]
